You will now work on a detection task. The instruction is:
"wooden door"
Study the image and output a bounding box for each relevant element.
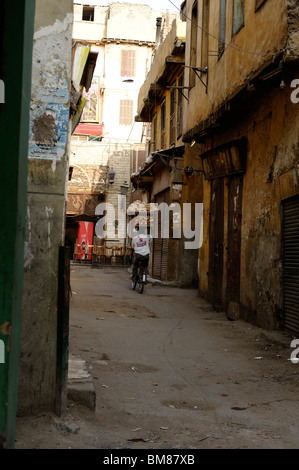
[208,178,224,310]
[226,176,243,320]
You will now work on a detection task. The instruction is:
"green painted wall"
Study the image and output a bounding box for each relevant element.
[17,0,73,417]
[0,0,35,449]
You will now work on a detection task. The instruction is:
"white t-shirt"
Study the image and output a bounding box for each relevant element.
[132,234,152,256]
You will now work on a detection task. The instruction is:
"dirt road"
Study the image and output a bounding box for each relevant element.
[16,265,299,449]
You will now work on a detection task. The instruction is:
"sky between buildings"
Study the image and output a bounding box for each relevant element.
[73,0,181,12]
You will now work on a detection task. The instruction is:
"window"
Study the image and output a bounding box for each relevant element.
[69,166,73,181]
[121,50,136,77]
[82,6,94,22]
[218,0,226,57]
[152,113,157,152]
[232,0,244,36]
[119,100,133,126]
[189,1,198,88]
[170,86,176,146]
[177,74,183,138]
[161,100,166,149]
[201,0,210,69]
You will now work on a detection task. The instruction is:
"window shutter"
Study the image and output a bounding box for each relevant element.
[119,99,133,126]
[121,50,136,77]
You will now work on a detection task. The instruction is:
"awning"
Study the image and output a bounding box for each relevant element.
[72,44,90,91]
[72,44,98,92]
[71,43,99,134]
[131,145,185,187]
[74,123,104,137]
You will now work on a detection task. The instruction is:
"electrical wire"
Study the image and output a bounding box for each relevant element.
[168,0,269,57]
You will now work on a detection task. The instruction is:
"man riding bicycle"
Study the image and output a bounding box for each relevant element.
[131,225,152,283]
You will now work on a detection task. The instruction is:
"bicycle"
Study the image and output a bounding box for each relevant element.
[131,257,148,294]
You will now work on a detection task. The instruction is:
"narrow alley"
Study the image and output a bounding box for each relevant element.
[16,265,299,450]
[1,0,299,453]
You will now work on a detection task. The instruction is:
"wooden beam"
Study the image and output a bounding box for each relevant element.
[165,55,185,65]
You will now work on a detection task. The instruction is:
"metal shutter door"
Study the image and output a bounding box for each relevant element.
[152,189,170,280]
[283,196,299,335]
[160,189,170,281]
[152,192,163,279]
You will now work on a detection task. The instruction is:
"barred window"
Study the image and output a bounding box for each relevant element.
[121,50,136,77]
[119,100,133,126]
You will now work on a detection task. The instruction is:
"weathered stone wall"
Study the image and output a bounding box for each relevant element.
[19,0,73,415]
[198,86,299,330]
[286,0,299,61]
[68,165,109,193]
[73,4,108,41]
[69,140,133,247]
[137,19,186,117]
[183,0,289,138]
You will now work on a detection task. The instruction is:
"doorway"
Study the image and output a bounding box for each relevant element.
[208,175,243,317]
[208,178,224,310]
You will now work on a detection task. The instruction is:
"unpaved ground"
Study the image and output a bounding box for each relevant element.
[15,265,299,449]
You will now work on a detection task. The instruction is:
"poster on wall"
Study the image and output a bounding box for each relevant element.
[28,73,70,163]
[76,221,94,261]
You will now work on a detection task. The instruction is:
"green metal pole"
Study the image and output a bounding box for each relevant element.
[0,0,35,449]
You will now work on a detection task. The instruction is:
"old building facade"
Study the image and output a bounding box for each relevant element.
[19,0,74,417]
[181,0,299,332]
[0,0,74,448]
[67,3,179,256]
[0,0,36,449]
[133,18,203,286]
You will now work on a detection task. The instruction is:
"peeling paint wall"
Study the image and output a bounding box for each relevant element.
[18,0,73,415]
[183,0,289,137]
[197,86,299,330]
[137,19,185,116]
[182,0,299,330]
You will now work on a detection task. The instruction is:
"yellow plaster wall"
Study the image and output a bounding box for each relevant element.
[198,85,299,328]
[183,0,288,135]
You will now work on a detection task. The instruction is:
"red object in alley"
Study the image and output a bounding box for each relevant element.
[76,221,94,261]
[74,123,103,137]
